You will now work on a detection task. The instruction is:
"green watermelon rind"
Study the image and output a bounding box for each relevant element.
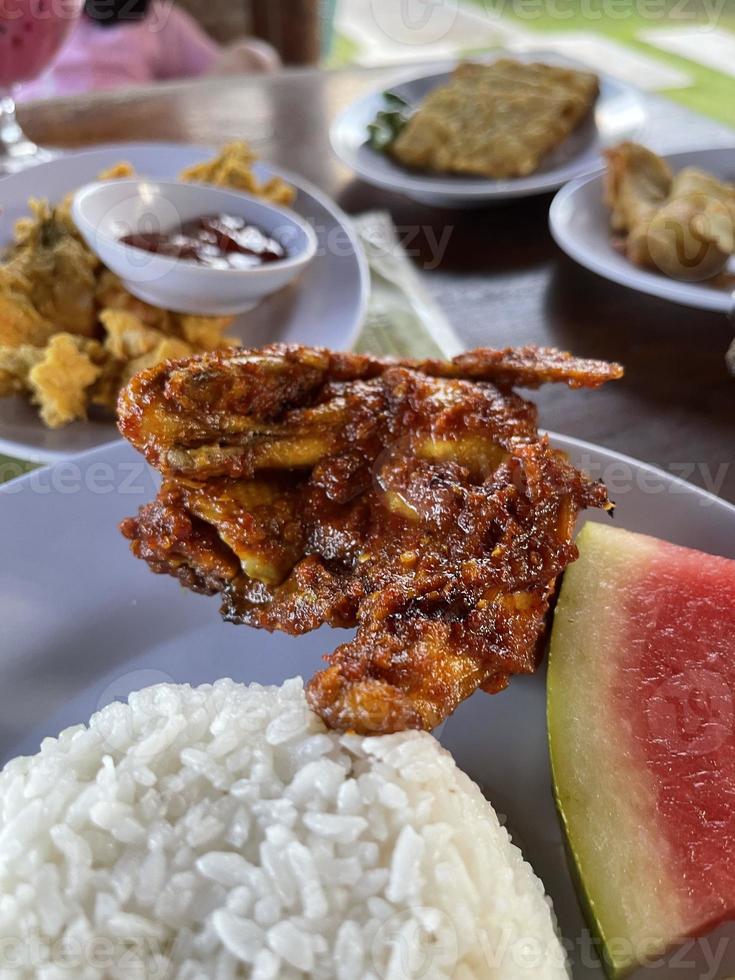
[549,742,631,980]
[547,522,666,980]
[548,660,630,979]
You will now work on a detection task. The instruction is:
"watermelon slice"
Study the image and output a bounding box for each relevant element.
[548,521,735,978]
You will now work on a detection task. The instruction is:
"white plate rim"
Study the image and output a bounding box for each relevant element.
[2,429,734,980]
[329,52,646,202]
[0,141,370,464]
[549,145,735,313]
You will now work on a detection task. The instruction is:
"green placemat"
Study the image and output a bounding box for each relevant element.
[0,212,461,485]
[0,453,36,482]
[478,0,735,127]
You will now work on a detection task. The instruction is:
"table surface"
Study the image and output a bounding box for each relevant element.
[16,66,735,503]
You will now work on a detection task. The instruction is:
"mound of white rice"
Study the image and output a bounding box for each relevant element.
[0,678,568,979]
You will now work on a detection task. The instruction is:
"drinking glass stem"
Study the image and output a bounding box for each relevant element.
[0,87,46,169]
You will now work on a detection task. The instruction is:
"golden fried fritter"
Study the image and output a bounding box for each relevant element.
[177,314,240,350]
[95,270,174,332]
[603,141,672,234]
[604,142,735,280]
[0,334,105,427]
[9,200,100,336]
[0,266,55,348]
[180,141,296,207]
[391,59,598,179]
[119,344,622,734]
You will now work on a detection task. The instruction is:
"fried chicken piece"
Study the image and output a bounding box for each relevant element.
[179,141,296,207]
[119,345,622,734]
[118,345,620,479]
[391,59,598,179]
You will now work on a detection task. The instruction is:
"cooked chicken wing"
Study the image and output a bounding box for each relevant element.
[119,345,622,733]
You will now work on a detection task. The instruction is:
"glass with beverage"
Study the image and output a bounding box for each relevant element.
[0,0,83,173]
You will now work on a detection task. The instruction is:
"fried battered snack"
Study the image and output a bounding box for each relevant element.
[604,141,672,234]
[0,266,55,348]
[390,59,598,179]
[7,200,100,336]
[180,141,296,207]
[0,334,105,427]
[119,344,622,734]
[0,142,294,427]
[604,142,735,281]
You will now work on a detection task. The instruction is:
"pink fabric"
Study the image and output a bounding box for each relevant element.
[18,1,220,100]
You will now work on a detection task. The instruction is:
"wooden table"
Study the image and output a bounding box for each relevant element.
[17,67,735,503]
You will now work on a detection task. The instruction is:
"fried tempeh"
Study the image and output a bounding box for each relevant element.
[390,59,599,179]
[119,344,622,734]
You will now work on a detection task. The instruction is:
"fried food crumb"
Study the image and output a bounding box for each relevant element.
[8,199,99,336]
[0,143,289,427]
[20,334,104,428]
[100,309,171,360]
[122,338,195,386]
[0,266,55,348]
[180,141,296,206]
[177,314,240,350]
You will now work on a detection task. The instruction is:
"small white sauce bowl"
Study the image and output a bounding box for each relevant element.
[72,179,318,316]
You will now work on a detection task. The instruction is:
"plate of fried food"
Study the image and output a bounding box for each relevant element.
[330,51,646,207]
[3,341,735,978]
[550,142,735,312]
[0,142,369,463]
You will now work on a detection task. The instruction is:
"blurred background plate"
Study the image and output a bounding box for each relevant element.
[330,50,647,207]
[1,432,734,976]
[0,142,369,463]
[550,145,735,312]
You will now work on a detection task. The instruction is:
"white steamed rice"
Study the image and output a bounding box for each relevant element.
[0,678,569,979]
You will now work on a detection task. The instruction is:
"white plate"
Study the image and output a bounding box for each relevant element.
[1,433,734,978]
[550,146,735,312]
[0,143,369,463]
[330,51,647,207]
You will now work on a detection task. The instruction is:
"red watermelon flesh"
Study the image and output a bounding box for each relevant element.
[548,521,735,978]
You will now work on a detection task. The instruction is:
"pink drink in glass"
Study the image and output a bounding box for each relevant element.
[0,0,83,171]
[0,0,81,85]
